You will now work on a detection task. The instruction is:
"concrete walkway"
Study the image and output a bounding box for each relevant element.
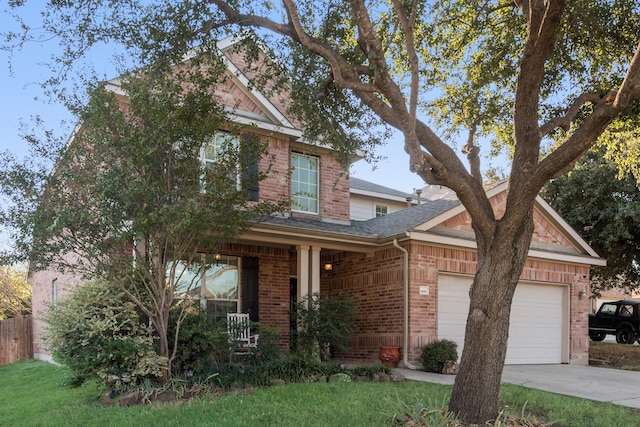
[393,364,640,408]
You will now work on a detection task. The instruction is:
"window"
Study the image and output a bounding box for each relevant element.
[291,153,319,213]
[599,303,617,316]
[200,132,240,192]
[375,205,388,217]
[169,255,239,315]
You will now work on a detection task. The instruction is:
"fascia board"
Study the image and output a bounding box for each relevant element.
[406,231,607,266]
[350,188,414,204]
[245,225,380,252]
[414,203,466,231]
[226,111,303,138]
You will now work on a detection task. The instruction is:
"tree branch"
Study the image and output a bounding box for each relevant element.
[539,92,602,136]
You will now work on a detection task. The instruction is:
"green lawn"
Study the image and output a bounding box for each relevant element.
[2,360,640,426]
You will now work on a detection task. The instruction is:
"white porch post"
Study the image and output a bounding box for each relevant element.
[310,246,321,296]
[297,245,310,304]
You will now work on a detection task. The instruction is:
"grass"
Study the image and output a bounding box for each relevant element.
[2,360,640,426]
[589,341,640,370]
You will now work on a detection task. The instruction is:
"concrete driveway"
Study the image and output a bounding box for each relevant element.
[393,364,640,408]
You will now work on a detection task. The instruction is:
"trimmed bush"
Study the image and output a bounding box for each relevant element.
[42,280,166,388]
[420,339,458,373]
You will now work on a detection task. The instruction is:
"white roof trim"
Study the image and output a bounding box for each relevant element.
[226,112,303,138]
[350,188,414,204]
[406,231,607,266]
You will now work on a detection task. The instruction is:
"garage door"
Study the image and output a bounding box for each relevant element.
[437,274,567,364]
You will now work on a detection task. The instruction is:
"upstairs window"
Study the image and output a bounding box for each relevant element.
[375,205,388,217]
[200,132,259,201]
[291,153,319,214]
[200,132,240,192]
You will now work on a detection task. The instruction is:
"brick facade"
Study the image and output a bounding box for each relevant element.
[28,37,597,367]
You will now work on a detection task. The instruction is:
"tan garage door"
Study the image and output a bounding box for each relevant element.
[437,274,567,364]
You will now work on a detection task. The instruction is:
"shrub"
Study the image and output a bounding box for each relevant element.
[42,280,166,388]
[292,291,357,361]
[167,304,228,375]
[420,339,458,373]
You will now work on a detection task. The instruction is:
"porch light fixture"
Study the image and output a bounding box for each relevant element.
[579,288,587,299]
[214,253,222,261]
[324,263,333,271]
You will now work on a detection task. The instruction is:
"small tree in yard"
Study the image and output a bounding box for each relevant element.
[293,292,357,361]
[0,64,285,375]
[6,0,640,422]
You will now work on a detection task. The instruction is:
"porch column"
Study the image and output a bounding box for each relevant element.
[297,245,310,304]
[310,246,321,296]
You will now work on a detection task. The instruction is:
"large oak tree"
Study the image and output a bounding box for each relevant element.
[5,0,640,422]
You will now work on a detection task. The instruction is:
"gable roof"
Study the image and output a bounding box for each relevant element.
[248,180,605,266]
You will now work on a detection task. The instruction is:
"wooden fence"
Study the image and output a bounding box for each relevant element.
[0,316,33,366]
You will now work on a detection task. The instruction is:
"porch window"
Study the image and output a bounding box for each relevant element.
[169,255,239,315]
[291,152,319,213]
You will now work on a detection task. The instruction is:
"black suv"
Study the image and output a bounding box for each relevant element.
[589,300,640,344]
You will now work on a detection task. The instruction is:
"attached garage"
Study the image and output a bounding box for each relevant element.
[437,274,569,364]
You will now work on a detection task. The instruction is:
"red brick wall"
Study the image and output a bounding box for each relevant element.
[323,248,405,361]
[221,243,293,349]
[324,240,590,365]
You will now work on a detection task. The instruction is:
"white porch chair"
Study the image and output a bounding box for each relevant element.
[227,313,259,355]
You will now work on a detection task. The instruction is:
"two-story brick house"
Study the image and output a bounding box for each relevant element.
[30,35,604,366]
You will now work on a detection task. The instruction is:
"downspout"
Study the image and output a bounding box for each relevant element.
[393,239,419,370]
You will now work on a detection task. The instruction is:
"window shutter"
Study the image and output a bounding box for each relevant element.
[241,134,260,202]
[241,256,259,321]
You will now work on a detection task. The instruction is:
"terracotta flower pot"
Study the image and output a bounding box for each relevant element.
[379,345,401,368]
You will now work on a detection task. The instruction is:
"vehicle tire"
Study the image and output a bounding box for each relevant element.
[589,330,606,341]
[616,328,635,344]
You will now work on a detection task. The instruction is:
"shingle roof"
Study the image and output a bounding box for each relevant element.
[350,177,414,199]
[258,197,460,240]
[360,198,461,237]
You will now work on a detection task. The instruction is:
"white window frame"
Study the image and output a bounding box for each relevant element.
[169,255,240,313]
[375,204,388,217]
[200,132,240,191]
[291,152,319,214]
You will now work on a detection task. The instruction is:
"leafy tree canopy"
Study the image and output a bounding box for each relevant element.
[0,265,30,320]
[542,147,640,295]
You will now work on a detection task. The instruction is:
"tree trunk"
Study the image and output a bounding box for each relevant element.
[448,209,535,424]
[153,315,170,382]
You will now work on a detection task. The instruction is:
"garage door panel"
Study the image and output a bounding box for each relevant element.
[437,275,565,365]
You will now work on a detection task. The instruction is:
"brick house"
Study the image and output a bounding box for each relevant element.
[30,35,604,366]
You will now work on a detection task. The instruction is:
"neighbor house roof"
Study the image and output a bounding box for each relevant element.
[349,177,415,203]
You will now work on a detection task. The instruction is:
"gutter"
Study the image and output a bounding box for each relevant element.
[393,239,419,370]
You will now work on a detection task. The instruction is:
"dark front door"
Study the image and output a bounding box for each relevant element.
[241,256,259,321]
